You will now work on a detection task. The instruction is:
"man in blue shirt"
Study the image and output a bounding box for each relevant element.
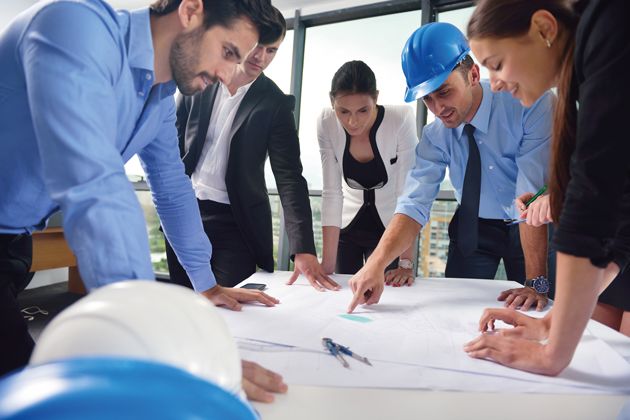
[0,0,287,399]
[347,23,553,313]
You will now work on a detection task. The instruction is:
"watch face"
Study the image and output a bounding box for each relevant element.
[533,277,550,294]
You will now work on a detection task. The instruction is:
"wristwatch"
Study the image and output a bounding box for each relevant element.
[398,258,413,270]
[525,275,550,294]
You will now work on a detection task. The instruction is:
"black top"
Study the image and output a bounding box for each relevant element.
[341,105,388,234]
[552,0,630,271]
[342,105,388,190]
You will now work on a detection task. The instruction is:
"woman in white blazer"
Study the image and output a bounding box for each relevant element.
[318,61,418,285]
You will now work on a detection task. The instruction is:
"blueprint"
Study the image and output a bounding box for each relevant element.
[219,272,630,394]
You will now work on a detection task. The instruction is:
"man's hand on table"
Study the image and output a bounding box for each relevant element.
[497,286,548,311]
[287,253,340,291]
[242,360,287,403]
[202,285,279,311]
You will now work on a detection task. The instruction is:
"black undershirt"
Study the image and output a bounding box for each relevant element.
[341,105,388,235]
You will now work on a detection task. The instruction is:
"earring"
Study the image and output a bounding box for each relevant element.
[539,31,552,48]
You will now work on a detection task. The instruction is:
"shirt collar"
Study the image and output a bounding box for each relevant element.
[219,78,256,98]
[123,8,176,99]
[126,8,154,72]
[455,80,492,139]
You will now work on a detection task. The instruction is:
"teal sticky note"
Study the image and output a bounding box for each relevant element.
[339,314,372,323]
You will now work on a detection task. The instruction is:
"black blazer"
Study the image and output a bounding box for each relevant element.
[553,0,630,271]
[176,74,316,272]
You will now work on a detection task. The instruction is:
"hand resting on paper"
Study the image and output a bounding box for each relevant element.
[497,286,548,311]
[385,267,415,287]
[241,360,288,403]
[287,253,341,291]
[477,307,551,341]
[464,309,563,375]
[202,285,280,311]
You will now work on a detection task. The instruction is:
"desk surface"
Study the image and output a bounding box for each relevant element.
[232,272,630,420]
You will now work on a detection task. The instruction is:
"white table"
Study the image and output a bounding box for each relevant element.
[229,272,630,420]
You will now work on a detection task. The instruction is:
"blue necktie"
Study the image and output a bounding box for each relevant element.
[458,124,481,256]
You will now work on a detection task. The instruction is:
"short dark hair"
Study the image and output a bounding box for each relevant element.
[268,6,287,44]
[149,0,284,45]
[453,54,474,81]
[329,60,378,100]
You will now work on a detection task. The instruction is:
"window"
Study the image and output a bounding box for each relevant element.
[264,29,294,95]
[298,11,422,190]
[437,7,490,89]
[263,30,294,190]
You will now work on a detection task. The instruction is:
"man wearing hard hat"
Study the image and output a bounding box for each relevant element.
[347,22,553,313]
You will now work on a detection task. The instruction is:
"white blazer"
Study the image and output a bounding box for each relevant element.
[317,105,418,229]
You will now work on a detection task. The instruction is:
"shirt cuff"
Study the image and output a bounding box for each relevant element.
[394,202,429,227]
[187,265,217,293]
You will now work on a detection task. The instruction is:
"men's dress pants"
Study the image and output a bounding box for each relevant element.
[0,233,35,376]
[445,208,526,283]
[163,200,257,289]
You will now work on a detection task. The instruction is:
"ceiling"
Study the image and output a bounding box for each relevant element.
[107,0,382,18]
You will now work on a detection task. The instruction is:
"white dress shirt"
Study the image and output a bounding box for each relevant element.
[192,80,254,204]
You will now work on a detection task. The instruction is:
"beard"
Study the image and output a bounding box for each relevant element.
[169,28,215,96]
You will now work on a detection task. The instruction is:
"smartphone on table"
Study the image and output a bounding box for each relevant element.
[240,283,266,291]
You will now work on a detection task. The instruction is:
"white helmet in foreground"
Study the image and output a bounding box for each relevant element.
[31,281,242,396]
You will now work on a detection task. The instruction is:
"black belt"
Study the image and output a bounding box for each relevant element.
[197,199,231,215]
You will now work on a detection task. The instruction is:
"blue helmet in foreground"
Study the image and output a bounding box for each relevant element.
[0,358,258,420]
[401,22,470,102]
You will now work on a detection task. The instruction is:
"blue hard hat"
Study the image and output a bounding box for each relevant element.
[401,22,471,102]
[0,357,258,420]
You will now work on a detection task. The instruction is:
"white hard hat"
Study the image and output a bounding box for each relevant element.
[30,281,243,396]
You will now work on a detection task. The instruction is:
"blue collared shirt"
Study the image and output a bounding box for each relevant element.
[0,0,216,292]
[396,81,553,226]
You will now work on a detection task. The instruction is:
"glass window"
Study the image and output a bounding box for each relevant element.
[135,189,168,274]
[264,29,294,95]
[263,30,294,190]
[298,11,422,191]
[438,7,490,83]
[124,156,145,180]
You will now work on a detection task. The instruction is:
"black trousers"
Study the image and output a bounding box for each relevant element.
[163,200,257,289]
[0,233,35,376]
[445,209,526,283]
[336,227,398,275]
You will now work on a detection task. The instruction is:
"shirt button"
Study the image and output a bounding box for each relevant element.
[489,165,494,170]
[478,141,483,144]
[138,91,144,96]
[145,73,152,80]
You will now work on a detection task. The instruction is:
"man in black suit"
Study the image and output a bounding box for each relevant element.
[165,8,338,291]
